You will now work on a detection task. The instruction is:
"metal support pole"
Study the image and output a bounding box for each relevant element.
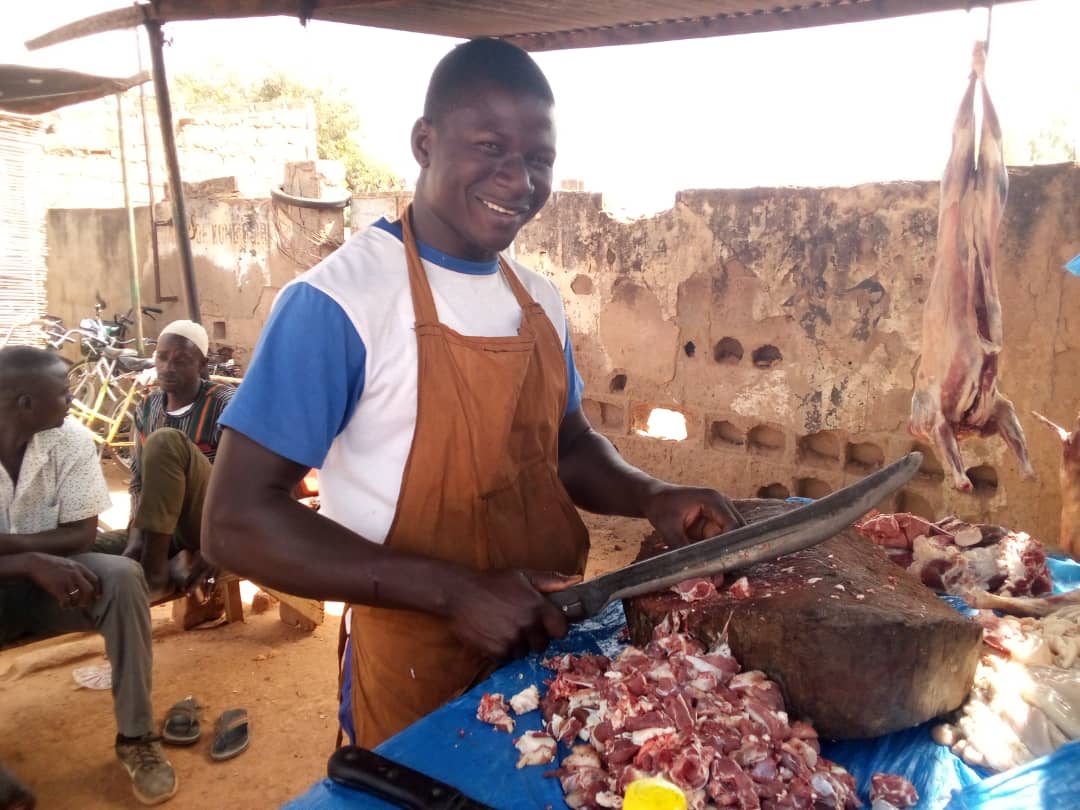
[135,25,173,304]
[116,91,145,355]
[145,19,201,323]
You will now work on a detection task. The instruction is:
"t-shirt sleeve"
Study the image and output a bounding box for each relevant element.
[563,320,583,415]
[219,282,366,469]
[58,422,113,523]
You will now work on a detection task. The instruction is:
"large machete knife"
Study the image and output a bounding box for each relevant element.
[548,451,921,622]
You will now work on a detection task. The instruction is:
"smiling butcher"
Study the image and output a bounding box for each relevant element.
[204,38,741,748]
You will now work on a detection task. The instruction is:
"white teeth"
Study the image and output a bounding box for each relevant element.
[481,199,517,215]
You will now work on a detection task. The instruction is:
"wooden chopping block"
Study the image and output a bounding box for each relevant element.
[623,498,982,739]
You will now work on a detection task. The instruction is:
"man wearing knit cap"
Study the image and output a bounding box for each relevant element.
[117,320,235,602]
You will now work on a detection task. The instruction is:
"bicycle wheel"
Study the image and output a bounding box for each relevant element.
[68,361,98,406]
[108,396,139,471]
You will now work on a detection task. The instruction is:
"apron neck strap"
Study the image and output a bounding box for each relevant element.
[400,206,441,325]
[400,205,538,322]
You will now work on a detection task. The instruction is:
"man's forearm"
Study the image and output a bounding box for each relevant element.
[0,552,33,583]
[0,519,97,558]
[204,493,474,614]
[558,426,664,516]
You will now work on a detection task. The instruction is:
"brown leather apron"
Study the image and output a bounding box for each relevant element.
[346,208,590,747]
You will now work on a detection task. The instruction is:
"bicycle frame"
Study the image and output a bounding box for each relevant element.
[69,374,144,460]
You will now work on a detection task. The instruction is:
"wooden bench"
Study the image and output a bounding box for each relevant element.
[158,573,325,632]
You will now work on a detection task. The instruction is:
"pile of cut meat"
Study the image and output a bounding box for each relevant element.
[854,511,1050,597]
[933,589,1080,772]
[477,621,917,810]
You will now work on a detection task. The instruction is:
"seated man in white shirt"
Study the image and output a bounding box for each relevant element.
[0,347,177,807]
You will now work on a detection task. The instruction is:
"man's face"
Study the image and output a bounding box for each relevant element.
[413,82,556,261]
[155,334,205,394]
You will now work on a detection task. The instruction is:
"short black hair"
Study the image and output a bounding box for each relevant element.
[0,346,66,399]
[423,38,554,122]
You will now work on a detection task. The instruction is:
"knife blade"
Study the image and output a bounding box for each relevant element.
[328,746,496,810]
[548,451,922,621]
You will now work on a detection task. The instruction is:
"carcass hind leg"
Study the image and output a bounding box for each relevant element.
[935,420,974,492]
[912,388,973,491]
[992,394,1035,479]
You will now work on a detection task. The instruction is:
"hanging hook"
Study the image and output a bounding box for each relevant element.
[984,1,993,56]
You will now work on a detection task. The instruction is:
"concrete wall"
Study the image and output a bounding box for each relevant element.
[46,169,345,366]
[515,163,1080,549]
[44,206,153,360]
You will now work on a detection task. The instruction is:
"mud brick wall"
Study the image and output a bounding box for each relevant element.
[515,164,1080,549]
[44,165,1080,547]
[39,99,316,209]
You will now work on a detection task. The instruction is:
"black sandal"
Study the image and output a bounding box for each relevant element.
[162,696,202,745]
[210,708,249,761]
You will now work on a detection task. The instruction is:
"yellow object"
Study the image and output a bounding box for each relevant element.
[623,777,688,810]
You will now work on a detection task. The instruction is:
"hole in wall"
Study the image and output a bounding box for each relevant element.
[757,482,790,500]
[609,373,627,393]
[798,431,842,465]
[896,489,936,520]
[845,441,884,473]
[751,345,782,368]
[212,321,227,340]
[683,341,696,358]
[911,443,945,481]
[632,406,688,441]
[708,420,745,449]
[966,465,998,495]
[796,478,832,500]
[747,424,785,454]
[713,337,743,364]
[570,274,594,295]
[600,403,625,430]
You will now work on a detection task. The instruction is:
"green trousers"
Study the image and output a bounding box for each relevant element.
[96,427,212,555]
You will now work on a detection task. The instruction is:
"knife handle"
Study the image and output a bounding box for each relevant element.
[328,746,493,810]
[547,582,605,622]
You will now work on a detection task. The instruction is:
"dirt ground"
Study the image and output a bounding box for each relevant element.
[0,466,644,810]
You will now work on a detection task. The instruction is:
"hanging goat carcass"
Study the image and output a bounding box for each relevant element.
[910,42,1034,491]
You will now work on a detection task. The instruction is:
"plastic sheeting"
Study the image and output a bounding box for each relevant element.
[286,556,1080,810]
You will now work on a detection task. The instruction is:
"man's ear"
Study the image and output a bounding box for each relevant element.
[411,117,434,168]
[15,392,33,413]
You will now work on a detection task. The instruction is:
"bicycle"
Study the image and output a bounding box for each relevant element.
[68,365,151,471]
[66,300,162,411]
[206,344,243,381]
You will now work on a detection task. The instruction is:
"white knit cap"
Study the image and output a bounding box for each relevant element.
[158,319,209,357]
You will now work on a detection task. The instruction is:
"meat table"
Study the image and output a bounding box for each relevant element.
[286,558,1080,810]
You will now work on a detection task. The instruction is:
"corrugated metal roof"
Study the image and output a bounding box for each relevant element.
[0,65,149,115]
[28,0,1013,53]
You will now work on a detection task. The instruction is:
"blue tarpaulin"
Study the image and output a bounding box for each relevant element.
[287,557,1080,810]
[1065,253,1080,277]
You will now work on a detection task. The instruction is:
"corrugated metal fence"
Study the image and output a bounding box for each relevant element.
[0,113,46,347]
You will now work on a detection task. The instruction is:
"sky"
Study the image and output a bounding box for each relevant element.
[4,0,1078,215]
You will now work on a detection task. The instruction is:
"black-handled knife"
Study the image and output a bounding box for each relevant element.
[328,746,497,810]
[548,451,922,621]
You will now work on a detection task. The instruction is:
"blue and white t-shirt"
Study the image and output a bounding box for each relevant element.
[220,218,583,545]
